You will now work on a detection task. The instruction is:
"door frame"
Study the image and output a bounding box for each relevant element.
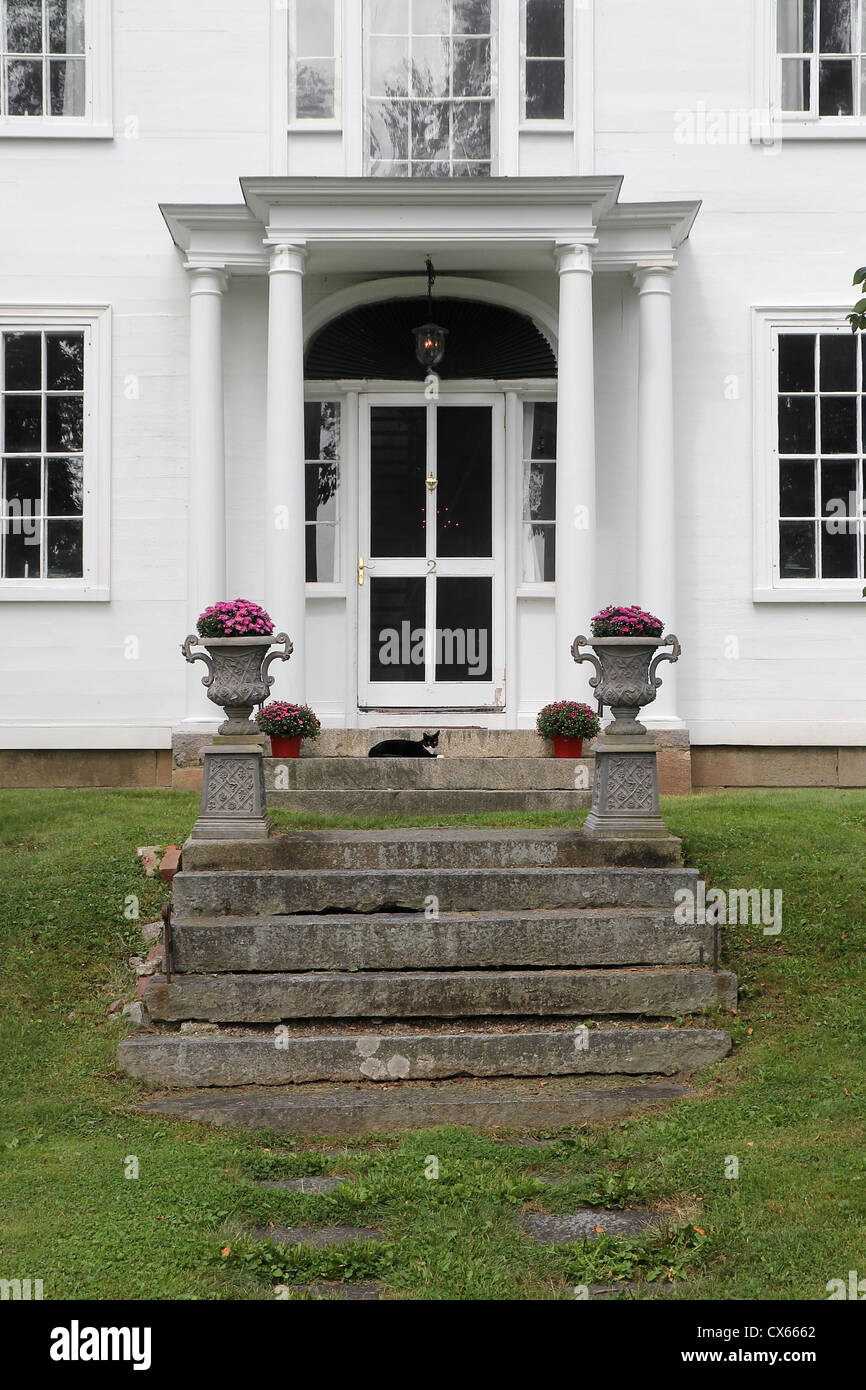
[357,388,507,711]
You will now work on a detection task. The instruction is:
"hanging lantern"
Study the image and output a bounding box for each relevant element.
[413,257,448,369]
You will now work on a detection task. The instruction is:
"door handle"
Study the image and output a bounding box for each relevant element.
[358,556,375,586]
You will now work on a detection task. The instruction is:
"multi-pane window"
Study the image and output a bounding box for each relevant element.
[304,400,340,583]
[365,0,495,176]
[0,0,85,118]
[776,0,866,116]
[523,0,568,121]
[1,329,85,579]
[776,332,866,580]
[289,0,340,124]
[522,401,556,582]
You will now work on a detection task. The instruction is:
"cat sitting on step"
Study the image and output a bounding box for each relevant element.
[368,731,442,758]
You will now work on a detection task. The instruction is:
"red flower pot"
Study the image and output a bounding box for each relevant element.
[553,735,584,759]
[270,735,301,759]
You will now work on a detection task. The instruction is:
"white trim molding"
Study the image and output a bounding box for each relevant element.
[0,303,111,602]
[752,304,866,603]
[0,0,112,139]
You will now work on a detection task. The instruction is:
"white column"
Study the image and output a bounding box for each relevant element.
[264,240,307,701]
[186,265,227,722]
[555,242,597,700]
[634,263,681,725]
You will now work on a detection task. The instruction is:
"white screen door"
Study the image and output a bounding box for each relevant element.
[358,392,505,709]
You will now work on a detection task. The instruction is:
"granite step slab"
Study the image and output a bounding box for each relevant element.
[181,828,683,872]
[172,866,700,917]
[134,1077,692,1133]
[264,756,593,791]
[119,1026,732,1086]
[169,908,715,973]
[145,967,737,1023]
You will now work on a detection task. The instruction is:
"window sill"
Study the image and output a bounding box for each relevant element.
[517,583,555,599]
[0,583,109,602]
[0,120,113,139]
[519,121,574,133]
[753,585,866,603]
[288,121,342,133]
[752,120,866,143]
[305,583,346,598]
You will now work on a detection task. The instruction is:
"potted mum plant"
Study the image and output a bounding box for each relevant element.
[256,700,321,758]
[536,700,601,758]
[571,605,680,736]
[181,599,292,736]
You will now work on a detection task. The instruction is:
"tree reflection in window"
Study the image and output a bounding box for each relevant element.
[304,400,340,583]
[365,0,494,175]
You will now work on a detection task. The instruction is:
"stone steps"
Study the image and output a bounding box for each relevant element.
[172,866,699,916]
[265,756,593,790]
[119,824,735,1130]
[170,908,716,972]
[119,1026,732,1087]
[134,1078,693,1135]
[268,788,591,815]
[144,967,737,1022]
[181,828,683,872]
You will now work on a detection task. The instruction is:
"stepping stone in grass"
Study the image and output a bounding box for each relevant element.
[585,1281,678,1301]
[248,1225,383,1248]
[255,1177,346,1194]
[520,1208,663,1244]
[283,1283,382,1301]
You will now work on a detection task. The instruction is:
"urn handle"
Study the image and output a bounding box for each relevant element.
[261,632,294,691]
[181,634,215,688]
[570,635,603,689]
[648,633,682,690]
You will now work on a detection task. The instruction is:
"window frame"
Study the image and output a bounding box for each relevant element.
[752,305,866,602]
[0,305,110,601]
[287,0,342,132]
[519,395,557,587]
[0,0,112,138]
[519,0,573,129]
[304,387,346,597]
[755,0,866,139]
[362,0,499,177]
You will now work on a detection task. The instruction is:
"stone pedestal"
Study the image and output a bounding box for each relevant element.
[583,733,668,839]
[189,735,271,842]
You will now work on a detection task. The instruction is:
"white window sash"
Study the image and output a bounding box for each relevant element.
[518,0,574,128]
[0,0,112,137]
[0,305,110,601]
[288,0,342,130]
[752,305,866,602]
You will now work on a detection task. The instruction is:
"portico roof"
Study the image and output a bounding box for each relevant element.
[161,176,700,277]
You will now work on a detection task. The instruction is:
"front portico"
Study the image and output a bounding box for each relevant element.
[162,176,698,732]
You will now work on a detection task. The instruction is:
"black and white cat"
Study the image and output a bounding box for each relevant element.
[368,731,442,758]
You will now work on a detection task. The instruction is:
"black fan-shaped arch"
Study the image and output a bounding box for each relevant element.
[305,297,557,381]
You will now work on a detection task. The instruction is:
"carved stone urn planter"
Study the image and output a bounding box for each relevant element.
[182,633,293,736]
[570,635,681,736]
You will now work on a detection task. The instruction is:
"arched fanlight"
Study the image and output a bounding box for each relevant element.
[412,258,449,369]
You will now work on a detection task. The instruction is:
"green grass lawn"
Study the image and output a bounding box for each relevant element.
[0,787,864,1300]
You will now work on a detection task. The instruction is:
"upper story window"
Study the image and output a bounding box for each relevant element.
[289,0,341,126]
[776,0,866,117]
[0,307,109,598]
[1,0,84,117]
[364,0,495,176]
[0,0,110,135]
[522,0,570,122]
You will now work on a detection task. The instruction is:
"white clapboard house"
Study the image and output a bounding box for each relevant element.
[1,0,865,788]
